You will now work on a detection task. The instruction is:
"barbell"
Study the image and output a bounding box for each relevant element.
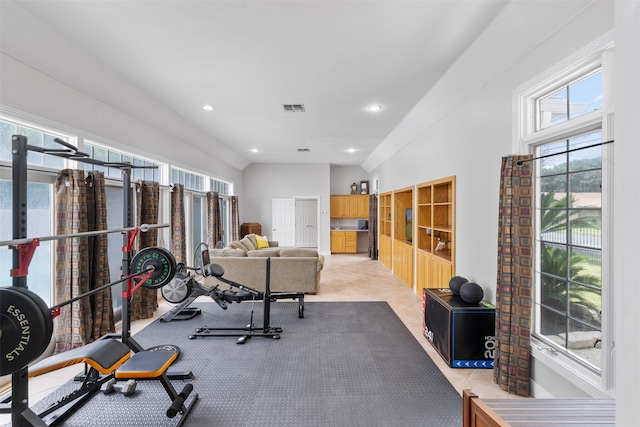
[0,246,176,376]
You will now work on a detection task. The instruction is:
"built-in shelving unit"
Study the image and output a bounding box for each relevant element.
[378,176,456,294]
[378,192,392,270]
[393,187,414,288]
[416,176,456,289]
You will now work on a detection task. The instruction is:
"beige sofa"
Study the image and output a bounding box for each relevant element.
[206,234,324,294]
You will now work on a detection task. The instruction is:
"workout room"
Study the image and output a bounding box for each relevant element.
[1,1,639,426]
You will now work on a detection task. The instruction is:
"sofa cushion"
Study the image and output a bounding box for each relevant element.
[247,248,280,257]
[279,247,318,258]
[229,240,247,251]
[210,248,247,257]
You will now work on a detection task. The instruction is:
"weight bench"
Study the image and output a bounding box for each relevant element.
[24,339,197,427]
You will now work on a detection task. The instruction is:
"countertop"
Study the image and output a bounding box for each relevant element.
[331,227,369,232]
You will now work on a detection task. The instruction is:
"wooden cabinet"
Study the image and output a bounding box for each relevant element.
[240,222,261,237]
[330,195,350,217]
[392,187,414,288]
[417,250,454,289]
[379,234,392,270]
[331,231,357,253]
[330,195,369,218]
[393,187,413,245]
[393,239,413,288]
[416,176,456,289]
[349,195,369,218]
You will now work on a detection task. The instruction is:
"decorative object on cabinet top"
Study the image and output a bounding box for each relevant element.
[360,180,369,194]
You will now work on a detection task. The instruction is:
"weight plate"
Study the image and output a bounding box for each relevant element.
[131,247,177,289]
[161,272,193,304]
[0,286,53,376]
[147,344,180,358]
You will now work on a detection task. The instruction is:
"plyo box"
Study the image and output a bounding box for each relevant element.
[423,288,496,368]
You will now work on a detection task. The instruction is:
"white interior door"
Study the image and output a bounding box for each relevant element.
[272,198,296,246]
[295,199,318,247]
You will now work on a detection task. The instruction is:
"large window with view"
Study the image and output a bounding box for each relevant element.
[536,130,603,370]
[518,35,613,392]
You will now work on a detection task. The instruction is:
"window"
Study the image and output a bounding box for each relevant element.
[516,33,613,392]
[0,179,54,305]
[171,167,205,191]
[537,70,603,130]
[0,119,66,170]
[537,130,603,369]
[211,178,231,195]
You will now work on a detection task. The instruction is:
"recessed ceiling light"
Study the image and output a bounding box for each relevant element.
[251,148,259,153]
[367,104,383,112]
[347,148,356,153]
[203,105,214,111]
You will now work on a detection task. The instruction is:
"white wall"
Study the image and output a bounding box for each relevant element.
[369,0,621,400]
[330,165,369,195]
[242,163,331,252]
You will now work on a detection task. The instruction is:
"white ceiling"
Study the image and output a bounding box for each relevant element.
[5,0,508,170]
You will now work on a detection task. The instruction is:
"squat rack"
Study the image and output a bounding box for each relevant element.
[3,135,184,426]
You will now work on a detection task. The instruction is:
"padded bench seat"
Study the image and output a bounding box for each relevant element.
[29,339,131,377]
[115,349,177,379]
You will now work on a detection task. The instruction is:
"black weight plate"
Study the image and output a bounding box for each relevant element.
[0,286,53,376]
[131,247,177,289]
[161,272,193,304]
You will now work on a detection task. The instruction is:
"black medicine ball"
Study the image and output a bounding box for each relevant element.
[459,282,484,304]
[448,276,468,295]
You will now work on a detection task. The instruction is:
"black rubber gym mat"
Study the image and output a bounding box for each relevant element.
[25,302,462,426]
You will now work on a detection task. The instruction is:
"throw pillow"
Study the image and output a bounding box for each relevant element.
[229,240,249,251]
[245,233,258,249]
[255,235,269,249]
[239,236,256,251]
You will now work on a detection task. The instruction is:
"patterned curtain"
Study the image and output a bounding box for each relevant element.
[86,171,115,338]
[493,155,534,397]
[230,195,240,241]
[132,180,160,320]
[54,170,114,353]
[171,184,186,264]
[207,191,223,248]
[368,194,378,260]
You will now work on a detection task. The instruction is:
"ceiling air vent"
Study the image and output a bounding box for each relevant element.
[283,104,305,112]
[298,148,311,152]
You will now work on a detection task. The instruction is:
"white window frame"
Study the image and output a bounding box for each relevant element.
[514,31,614,396]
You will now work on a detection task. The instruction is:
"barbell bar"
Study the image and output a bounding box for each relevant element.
[0,223,169,247]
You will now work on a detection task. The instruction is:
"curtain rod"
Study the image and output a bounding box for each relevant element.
[516,139,614,166]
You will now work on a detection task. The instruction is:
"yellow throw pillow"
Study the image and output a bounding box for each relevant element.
[255,235,269,249]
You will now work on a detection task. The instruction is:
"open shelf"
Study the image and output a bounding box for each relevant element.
[416,176,456,289]
[379,192,392,238]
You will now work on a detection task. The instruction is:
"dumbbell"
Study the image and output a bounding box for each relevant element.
[101,378,137,396]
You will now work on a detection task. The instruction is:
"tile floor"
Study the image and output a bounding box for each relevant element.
[1,253,520,426]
